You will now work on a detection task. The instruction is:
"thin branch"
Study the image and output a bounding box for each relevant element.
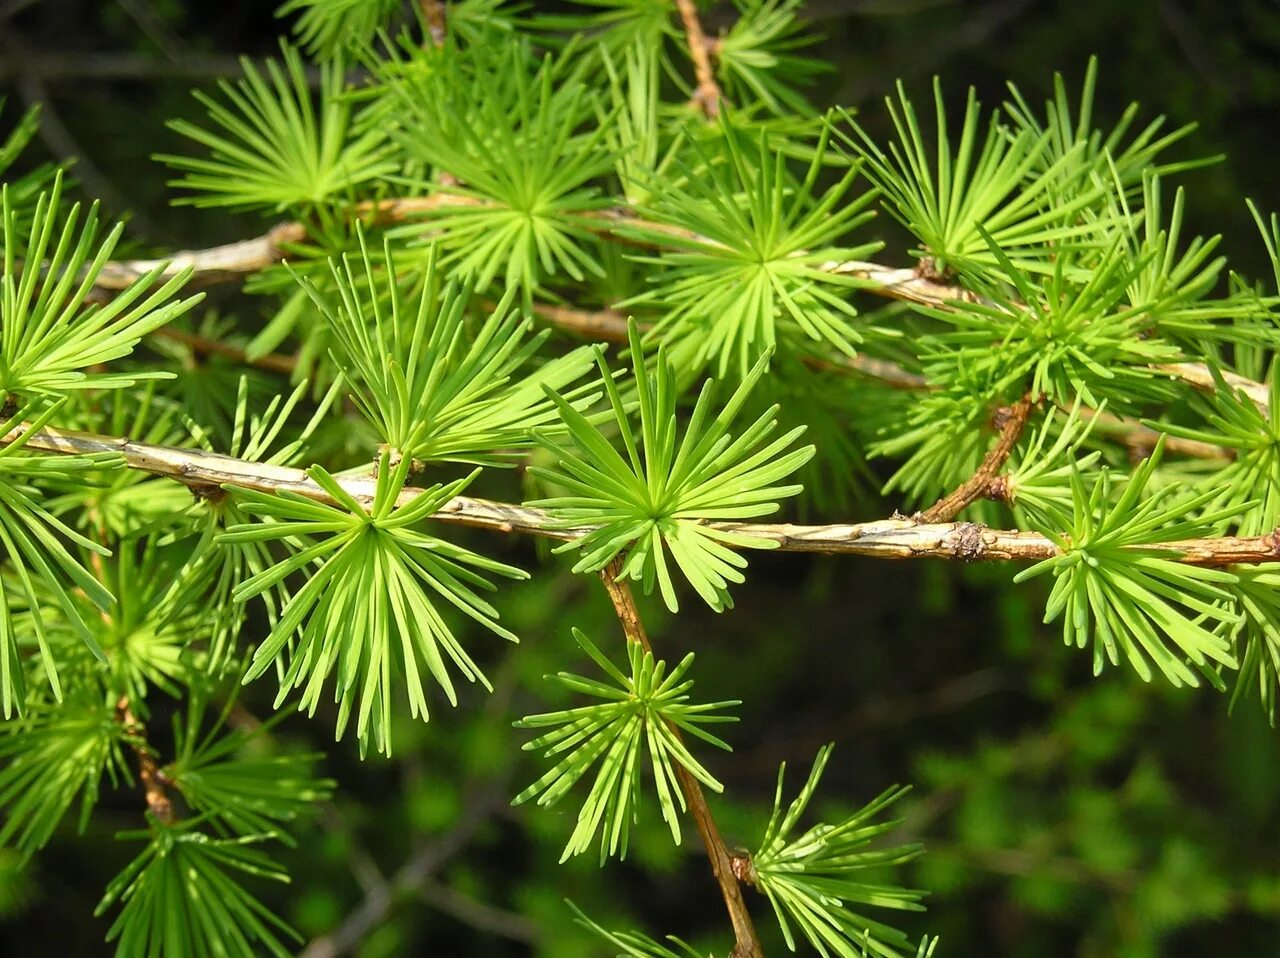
[299,781,508,958]
[528,300,931,389]
[417,877,540,945]
[599,558,763,958]
[1155,361,1269,411]
[0,27,151,230]
[116,0,187,64]
[675,0,724,119]
[7,420,1280,566]
[419,0,448,48]
[89,196,468,292]
[92,220,309,292]
[150,326,297,375]
[919,392,1035,522]
[1081,408,1234,462]
[926,841,1138,893]
[0,51,332,84]
[82,507,178,826]
[82,202,1270,413]
[114,696,176,824]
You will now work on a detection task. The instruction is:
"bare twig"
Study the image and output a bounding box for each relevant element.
[90,196,471,292]
[919,392,1035,522]
[528,300,930,389]
[81,514,178,826]
[117,0,187,63]
[1080,408,1234,462]
[600,558,763,958]
[0,27,149,230]
[0,51,331,84]
[417,878,540,945]
[92,221,309,291]
[299,781,508,958]
[675,0,724,118]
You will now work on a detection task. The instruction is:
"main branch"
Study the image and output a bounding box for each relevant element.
[600,558,762,958]
[7,421,1280,566]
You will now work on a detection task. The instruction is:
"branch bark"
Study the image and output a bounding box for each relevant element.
[675,0,724,118]
[83,201,1269,414]
[115,696,175,824]
[599,558,763,958]
[919,392,1035,522]
[528,300,931,389]
[7,420,1280,568]
[151,326,297,375]
[420,0,448,47]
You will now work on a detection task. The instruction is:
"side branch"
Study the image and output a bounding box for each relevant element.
[675,0,724,118]
[90,196,467,292]
[7,422,1280,566]
[115,696,175,824]
[919,392,1035,522]
[599,559,762,958]
[420,0,448,47]
[529,300,931,389]
[84,203,1269,413]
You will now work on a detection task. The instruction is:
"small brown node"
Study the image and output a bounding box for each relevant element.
[729,851,758,886]
[946,522,986,560]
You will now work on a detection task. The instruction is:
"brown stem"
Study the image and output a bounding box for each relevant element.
[83,200,1268,417]
[1080,408,1234,462]
[114,696,175,824]
[675,0,724,119]
[85,492,175,825]
[6,420,1280,566]
[89,196,474,293]
[419,0,447,47]
[151,326,297,375]
[599,558,763,958]
[918,392,1035,523]
[528,300,930,389]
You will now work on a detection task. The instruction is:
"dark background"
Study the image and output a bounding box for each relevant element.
[2,1,1280,955]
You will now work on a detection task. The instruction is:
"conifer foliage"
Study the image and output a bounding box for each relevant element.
[1,2,1279,955]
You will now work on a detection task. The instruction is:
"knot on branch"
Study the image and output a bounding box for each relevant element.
[990,402,1019,432]
[729,850,758,887]
[189,482,226,505]
[984,475,1013,504]
[913,255,950,283]
[265,220,307,257]
[944,521,987,561]
[1267,528,1280,559]
[373,446,424,477]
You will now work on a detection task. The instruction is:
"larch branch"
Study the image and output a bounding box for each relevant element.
[919,392,1035,522]
[420,0,448,47]
[115,696,176,824]
[82,199,1269,414]
[599,558,763,958]
[6,421,1280,567]
[151,325,297,375]
[675,0,724,119]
